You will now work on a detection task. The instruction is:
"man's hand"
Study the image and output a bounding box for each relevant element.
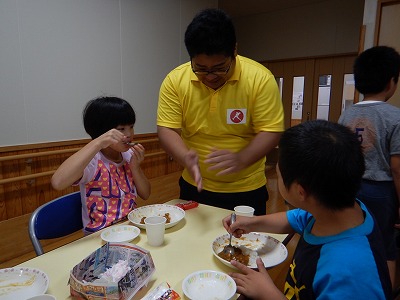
[205,148,245,175]
[184,149,203,191]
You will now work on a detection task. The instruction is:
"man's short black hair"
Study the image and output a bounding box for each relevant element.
[278,120,365,210]
[354,46,400,95]
[184,8,236,59]
[83,96,136,139]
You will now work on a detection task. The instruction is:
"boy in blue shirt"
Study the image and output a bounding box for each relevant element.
[223,120,391,299]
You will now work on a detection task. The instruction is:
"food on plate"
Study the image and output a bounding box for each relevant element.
[1,275,35,288]
[218,246,250,265]
[140,213,171,224]
[164,213,171,223]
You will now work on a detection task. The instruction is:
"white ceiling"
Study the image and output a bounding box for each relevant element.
[218,0,327,18]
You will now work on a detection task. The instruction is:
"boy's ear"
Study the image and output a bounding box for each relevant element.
[295,182,307,202]
[384,78,398,100]
[387,77,398,91]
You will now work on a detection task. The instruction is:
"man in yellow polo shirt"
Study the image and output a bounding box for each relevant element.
[157,8,284,215]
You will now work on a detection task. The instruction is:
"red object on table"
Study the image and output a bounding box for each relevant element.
[175,201,199,210]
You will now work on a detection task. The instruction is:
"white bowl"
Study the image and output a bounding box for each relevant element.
[100,225,140,243]
[182,270,236,300]
[128,204,185,229]
[0,267,49,300]
[212,232,288,269]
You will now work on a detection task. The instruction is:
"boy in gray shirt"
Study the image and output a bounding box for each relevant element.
[338,45,400,289]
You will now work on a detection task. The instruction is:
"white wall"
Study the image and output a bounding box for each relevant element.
[0,0,217,147]
[362,0,378,51]
[0,0,376,147]
[233,0,365,61]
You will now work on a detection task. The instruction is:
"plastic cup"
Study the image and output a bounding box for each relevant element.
[234,205,255,217]
[144,216,166,246]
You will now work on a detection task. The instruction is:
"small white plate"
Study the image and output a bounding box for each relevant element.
[182,270,236,300]
[212,232,288,269]
[100,225,140,243]
[0,267,49,300]
[128,204,185,229]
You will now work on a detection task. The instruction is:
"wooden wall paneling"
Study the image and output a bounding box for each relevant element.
[329,56,346,122]
[302,59,315,122]
[142,154,167,179]
[282,61,295,129]
[22,180,36,215]
[0,198,5,221]
[331,55,357,121]
[136,171,181,207]
[265,61,284,77]
[263,54,357,126]
[262,62,285,122]
[290,59,314,124]
[343,55,355,73]
[292,59,307,76]
[0,161,5,220]
[34,154,50,210]
[4,157,24,219]
[290,60,306,127]
[166,156,183,174]
[23,154,40,214]
[312,57,333,120]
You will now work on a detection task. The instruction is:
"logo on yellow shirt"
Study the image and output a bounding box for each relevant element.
[227,109,246,124]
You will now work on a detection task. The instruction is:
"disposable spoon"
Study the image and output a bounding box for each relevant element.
[222,213,236,256]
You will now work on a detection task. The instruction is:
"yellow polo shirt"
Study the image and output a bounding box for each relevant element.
[157,55,284,192]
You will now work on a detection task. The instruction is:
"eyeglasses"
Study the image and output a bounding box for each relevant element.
[191,59,232,76]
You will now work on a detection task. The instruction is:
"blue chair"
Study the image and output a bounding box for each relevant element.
[28,191,83,256]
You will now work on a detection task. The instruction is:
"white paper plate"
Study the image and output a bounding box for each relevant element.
[100,225,140,243]
[212,232,288,269]
[128,204,185,229]
[0,267,49,300]
[182,270,236,300]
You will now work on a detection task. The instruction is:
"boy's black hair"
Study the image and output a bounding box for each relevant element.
[354,45,400,95]
[184,8,236,59]
[278,120,365,210]
[83,96,136,139]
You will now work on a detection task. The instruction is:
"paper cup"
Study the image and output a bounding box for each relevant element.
[234,205,255,217]
[144,216,166,246]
